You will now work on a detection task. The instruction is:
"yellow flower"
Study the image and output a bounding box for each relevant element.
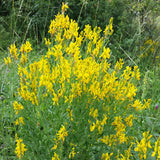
[44,38,51,46]
[152,137,160,158]
[89,107,98,119]
[96,120,103,134]
[69,147,76,159]
[114,58,124,71]
[133,66,140,80]
[4,57,11,65]
[13,101,24,115]
[61,2,69,14]
[120,143,133,160]
[15,119,19,126]
[52,92,59,106]
[104,17,113,37]
[51,138,58,150]
[15,117,24,126]
[66,108,73,121]
[20,53,28,65]
[84,24,92,40]
[20,41,32,53]
[134,131,152,159]
[142,99,151,109]
[56,125,68,142]
[132,99,142,111]
[100,47,110,59]
[9,43,19,60]
[52,152,60,160]
[52,144,58,150]
[125,114,134,127]
[101,114,107,126]
[102,152,113,160]
[112,116,127,144]
[90,122,96,132]
[100,135,109,145]
[15,135,27,159]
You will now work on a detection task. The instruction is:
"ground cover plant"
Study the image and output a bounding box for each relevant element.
[1,2,160,160]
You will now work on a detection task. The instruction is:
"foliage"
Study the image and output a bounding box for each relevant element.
[0,0,64,49]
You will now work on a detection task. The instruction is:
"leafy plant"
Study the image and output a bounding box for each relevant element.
[1,3,160,160]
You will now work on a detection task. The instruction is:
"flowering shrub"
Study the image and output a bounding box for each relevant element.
[4,3,160,160]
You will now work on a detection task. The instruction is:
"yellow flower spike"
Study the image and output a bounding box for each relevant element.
[96,120,103,134]
[15,135,27,159]
[93,109,98,119]
[152,137,160,158]
[52,144,58,150]
[19,117,24,125]
[100,47,110,59]
[142,99,151,109]
[114,58,124,71]
[101,114,107,126]
[124,114,134,127]
[120,143,133,159]
[134,131,152,160]
[89,107,98,119]
[104,17,113,37]
[63,19,79,40]
[52,152,60,160]
[90,122,96,132]
[84,24,92,40]
[20,41,32,54]
[116,150,120,160]
[20,53,28,65]
[49,13,70,36]
[133,66,140,80]
[56,125,68,142]
[51,138,58,150]
[100,135,109,145]
[92,38,103,57]
[101,152,113,160]
[15,117,25,126]
[61,2,69,14]
[44,38,51,46]
[69,147,76,159]
[4,57,11,65]
[9,43,19,60]
[66,108,74,121]
[13,101,24,115]
[132,99,142,111]
[15,119,19,126]
[87,41,92,54]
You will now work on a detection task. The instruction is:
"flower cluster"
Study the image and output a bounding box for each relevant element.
[152,137,160,158]
[51,125,68,159]
[134,131,152,159]
[4,56,11,65]
[15,134,27,159]
[4,41,32,66]
[9,43,19,60]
